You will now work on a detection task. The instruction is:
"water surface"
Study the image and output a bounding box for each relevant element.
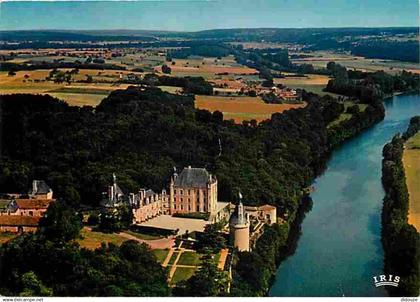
[270,94,420,297]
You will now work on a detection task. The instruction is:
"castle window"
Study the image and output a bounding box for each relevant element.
[188,189,191,195]
[180,190,183,195]
[197,205,200,211]
[174,190,177,194]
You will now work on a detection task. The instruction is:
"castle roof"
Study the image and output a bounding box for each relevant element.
[174,167,213,188]
[145,189,155,197]
[258,204,276,211]
[0,215,40,227]
[30,180,52,195]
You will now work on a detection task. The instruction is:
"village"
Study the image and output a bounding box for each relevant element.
[0,166,278,286]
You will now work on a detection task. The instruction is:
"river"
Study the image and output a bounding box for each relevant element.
[269,93,420,297]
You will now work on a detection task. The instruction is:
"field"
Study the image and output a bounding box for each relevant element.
[155,56,258,79]
[403,131,420,231]
[274,74,339,97]
[327,102,368,128]
[291,51,420,75]
[195,95,306,123]
[0,70,135,106]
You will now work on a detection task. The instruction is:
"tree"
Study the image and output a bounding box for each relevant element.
[87,213,100,225]
[19,271,53,297]
[161,64,172,74]
[196,223,226,253]
[174,255,229,296]
[38,201,83,243]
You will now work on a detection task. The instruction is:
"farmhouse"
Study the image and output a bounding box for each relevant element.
[0,216,40,233]
[0,180,54,233]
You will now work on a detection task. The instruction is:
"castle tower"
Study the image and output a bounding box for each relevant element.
[230,193,250,252]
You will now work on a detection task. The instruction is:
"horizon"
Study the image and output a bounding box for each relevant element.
[1,25,418,33]
[0,0,418,31]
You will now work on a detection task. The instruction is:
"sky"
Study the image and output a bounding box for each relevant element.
[0,0,418,31]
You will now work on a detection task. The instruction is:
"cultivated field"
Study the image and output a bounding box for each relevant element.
[155,56,258,79]
[274,73,338,96]
[403,131,420,231]
[195,95,306,123]
[291,51,420,75]
[0,70,135,106]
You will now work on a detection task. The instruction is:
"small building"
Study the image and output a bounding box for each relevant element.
[0,215,40,233]
[5,198,54,217]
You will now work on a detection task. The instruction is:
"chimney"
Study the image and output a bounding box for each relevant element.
[32,180,37,194]
[139,189,146,200]
[110,186,114,203]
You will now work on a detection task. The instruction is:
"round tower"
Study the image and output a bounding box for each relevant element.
[230,196,250,252]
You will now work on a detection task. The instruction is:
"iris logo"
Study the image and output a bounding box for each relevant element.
[373,275,400,287]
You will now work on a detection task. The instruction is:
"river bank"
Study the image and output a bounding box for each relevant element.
[269,93,420,297]
[381,116,420,297]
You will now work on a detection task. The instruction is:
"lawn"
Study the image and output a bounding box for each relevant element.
[404,131,420,231]
[168,251,180,265]
[177,251,203,266]
[170,267,197,284]
[153,249,170,263]
[0,232,17,245]
[195,95,306,123]
[77,228,128,250]
[125,230,163,240]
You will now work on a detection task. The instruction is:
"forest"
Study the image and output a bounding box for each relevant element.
[325,63,420,102]
[381,116,420,297]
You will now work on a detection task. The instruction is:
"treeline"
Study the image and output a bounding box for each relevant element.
[168,43,234,59]
[325,62,420,102]
[381,116,420,297]
[0,202,169,296]
[351,40,419,63]
[0,61,126,72]
[141,74,213,95]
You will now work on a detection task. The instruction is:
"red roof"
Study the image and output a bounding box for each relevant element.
[0,215,40,226]
[15,199,54,210]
